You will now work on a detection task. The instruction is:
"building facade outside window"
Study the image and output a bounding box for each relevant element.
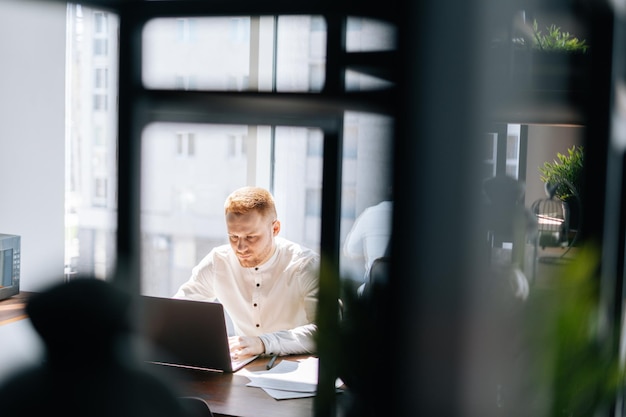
[66,9,396,291]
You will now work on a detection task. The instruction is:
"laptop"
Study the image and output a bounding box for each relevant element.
[137,295,259,373]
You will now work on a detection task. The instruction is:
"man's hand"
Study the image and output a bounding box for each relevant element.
[229,335,265,359]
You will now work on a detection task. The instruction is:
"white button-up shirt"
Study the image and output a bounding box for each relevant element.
[174,237,319,355]
[343,200,393,275]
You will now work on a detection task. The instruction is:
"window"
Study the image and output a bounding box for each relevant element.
[305,188,322,216]
[94,126,105,147]
[506,124,521,178]
[174,74,197,91]
[483,132,498,178]
[93,93,107,111]
[230,17,249,43]
[346,17,397,52]
[482,124,522,180]
[176,132,196,157]
[66,4,119,278]
[176,18,195,43]
[93,38,108,56]
[306,130,323,157]
[228,134,247,158]
[344,17,397,91]
[94,67,108,89]
[93,177,108,205]
[93,12,109,56]
[94,11,107,34]
[142,16,327,93]
[66,10,395,293]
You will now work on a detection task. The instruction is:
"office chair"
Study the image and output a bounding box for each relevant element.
[531,179,581,263]
[362,241,391,297]
[368,256,390,292]
[179,396,214,417]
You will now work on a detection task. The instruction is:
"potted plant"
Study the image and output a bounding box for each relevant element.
[525,246,625,417]
[508,20,590,92]
[538,145,584,233]
[513,20,589,53]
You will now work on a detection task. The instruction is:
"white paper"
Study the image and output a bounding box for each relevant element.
[258,387,317,400]
[236,357,343,400]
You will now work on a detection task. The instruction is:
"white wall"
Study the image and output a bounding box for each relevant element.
[0,0,67,291]
[525,124,584,208]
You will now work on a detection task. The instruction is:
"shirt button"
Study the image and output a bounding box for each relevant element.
[254,303,257,307]
[256,283,260,287]
[256,324,260,327]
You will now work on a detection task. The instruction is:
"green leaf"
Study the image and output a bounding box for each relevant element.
[528,20,589,53]
[538,145,584,201]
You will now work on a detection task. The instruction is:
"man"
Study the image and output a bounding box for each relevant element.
[0,278,190,417]
[174,186,319,359]
[343,199,392,280]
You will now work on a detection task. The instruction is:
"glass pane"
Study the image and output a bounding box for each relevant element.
[142,15,327,93]
[339,112,394,286]
[1,250,11,287]
[345,17,396,91]
[275,16,326,92]
[65,4,119,280]
[141,122,255,296]
[140,123,324,297]
[273,127,324,249]
[345,69,394,91]
[346,17,397,52]
[143,17,253,91]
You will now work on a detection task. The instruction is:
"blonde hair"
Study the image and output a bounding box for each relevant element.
[224,186,277,220]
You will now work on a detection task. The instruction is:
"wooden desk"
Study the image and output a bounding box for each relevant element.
[0,295,342,417]
[0,292,30,326]
[168,355,316,417]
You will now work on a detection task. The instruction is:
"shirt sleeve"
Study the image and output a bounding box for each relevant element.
[343,212,366,260]
[173,254,217,301]
[259,324,317,356]
[259,254,320,355]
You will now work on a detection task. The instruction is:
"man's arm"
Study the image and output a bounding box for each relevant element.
[231,323,317,358]
[259,255,319,355]
[258,323,317,356]
[343,212,367,259]
[173,254,216,300]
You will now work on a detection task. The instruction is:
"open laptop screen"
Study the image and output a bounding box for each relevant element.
[138,296,257,372]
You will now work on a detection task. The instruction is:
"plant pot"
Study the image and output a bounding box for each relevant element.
[511,50,589,93]
[564,195,582,238]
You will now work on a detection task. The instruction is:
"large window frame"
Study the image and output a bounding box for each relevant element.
[117,8,396,417]
[65,3,397,416]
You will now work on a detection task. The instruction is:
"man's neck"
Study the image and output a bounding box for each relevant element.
[256,243,277,267]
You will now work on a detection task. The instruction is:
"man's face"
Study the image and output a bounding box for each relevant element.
[226,210,279,268]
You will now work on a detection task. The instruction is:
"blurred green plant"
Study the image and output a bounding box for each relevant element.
[526,245,624,416]
[539,145,584,201]
[514,20,589,53]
